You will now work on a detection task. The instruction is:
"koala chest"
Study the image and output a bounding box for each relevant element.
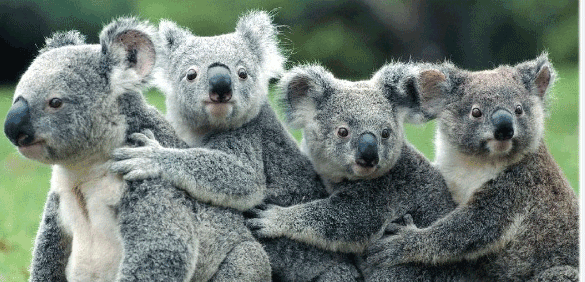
[435,156,505,205]
[53,166,125,282]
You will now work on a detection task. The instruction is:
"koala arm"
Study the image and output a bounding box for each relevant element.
[117,179,198,282]
[246,188,388,253]
[29,192,71,282]
[112,130,265,211]
[367,184,515,267]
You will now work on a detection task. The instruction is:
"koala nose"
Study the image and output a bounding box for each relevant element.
[208,64,232,103]
[4,97,35,146]
[356,132,379,168]
[491,109,514,141]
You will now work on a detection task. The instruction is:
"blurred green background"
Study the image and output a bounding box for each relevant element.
[0,0,578,280]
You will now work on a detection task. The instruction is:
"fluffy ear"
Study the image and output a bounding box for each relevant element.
[514,53,556,99]
[39,30,86,53]
[375,62,453,123]
[236,10,285,79]
[158,19,191,54]
[99,17,158,83]
[279,64,333,128]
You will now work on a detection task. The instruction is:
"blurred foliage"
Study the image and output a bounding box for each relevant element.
[0,0,577,83]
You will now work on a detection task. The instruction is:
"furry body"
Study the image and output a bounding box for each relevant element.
[368,55,579,281]
[6,18,269,281]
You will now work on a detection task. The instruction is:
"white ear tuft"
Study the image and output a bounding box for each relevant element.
[99,17,159,84]
[236,10,286,79]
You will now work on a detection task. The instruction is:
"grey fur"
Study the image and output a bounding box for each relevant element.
[250,63,466,281]
[7,17,269,281]
[367,54,579,281]
[111,11,361,281]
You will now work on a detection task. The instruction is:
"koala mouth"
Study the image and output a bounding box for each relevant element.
[351,163,378,177]
[204,101,233,118]
[17,139,45,160]
[486,139,513,154]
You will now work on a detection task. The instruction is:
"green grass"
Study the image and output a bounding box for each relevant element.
[0,65,578,280]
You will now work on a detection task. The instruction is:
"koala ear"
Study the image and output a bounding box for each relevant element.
[515,53,556,99]
[279,65,333,128]
[375,63,452,123]
[39,30,86,53]
[158,19,191,53]
[236,10,285,79]
[99,17,158,82]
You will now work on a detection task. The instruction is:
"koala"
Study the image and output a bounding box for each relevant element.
[367,54,579,281]
[247,63,475,281]
[111,11,362,281]
[4,18,270,281]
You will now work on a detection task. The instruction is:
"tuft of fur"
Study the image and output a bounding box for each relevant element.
[39,30,86,54]
[367,54,579,281]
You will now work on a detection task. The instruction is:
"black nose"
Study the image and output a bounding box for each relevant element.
[492,109,514,141]
[356,132,379,167]
[208,64,232,103]
[4,97,35,146]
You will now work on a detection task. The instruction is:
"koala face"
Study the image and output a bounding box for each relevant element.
[5,45,113,164]
[4,19,158,165]
[158,11,284,138]
[281,64,420,182]
[421,55,553,163]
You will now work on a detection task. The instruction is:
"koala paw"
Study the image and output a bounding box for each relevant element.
[110,130,164,181]
[365,214,417,270]
[245,204,286,238]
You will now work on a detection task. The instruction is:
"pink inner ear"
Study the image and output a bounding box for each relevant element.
[116,30,156,77]
[534,66,551,98]
[419,69,446,105]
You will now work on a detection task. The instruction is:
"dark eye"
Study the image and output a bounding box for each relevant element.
[186,69,197,81]
[471,107,482,118]
[515,105,523,115]
[337,127,349,138]
[381,129,390,139]
[238,68,248,80]
[49,98,63,108]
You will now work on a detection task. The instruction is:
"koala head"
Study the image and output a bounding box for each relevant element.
[3,18,159,165]
[280,63,421,182]
[157,11,285,141]
[419,54,554,163]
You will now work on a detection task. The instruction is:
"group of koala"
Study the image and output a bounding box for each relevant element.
[3,10,578,282]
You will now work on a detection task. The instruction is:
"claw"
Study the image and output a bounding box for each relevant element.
[403,214,414,226]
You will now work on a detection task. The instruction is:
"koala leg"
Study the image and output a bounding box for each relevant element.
[531,265,579,282]
[209,240,271,282]
[364,261,474,282]
[313,262,362,282]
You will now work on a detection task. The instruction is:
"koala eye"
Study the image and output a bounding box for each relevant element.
[48,98,63,109]
[471,107,482,118]
[515,105,523,115]
[238,68,248,80]
[381,129,390,139]
[337,127,349,138]
[186,69,198,81]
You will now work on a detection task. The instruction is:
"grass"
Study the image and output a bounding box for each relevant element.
[0,65,578,281]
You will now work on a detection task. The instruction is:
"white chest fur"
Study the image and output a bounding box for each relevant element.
[434,132,506,206]
[51,163,125,281]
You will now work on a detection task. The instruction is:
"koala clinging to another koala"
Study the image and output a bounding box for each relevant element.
[4,17,271,281]
[111,11,361,281]
[368,54,579,281]
[247,63,474,281]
